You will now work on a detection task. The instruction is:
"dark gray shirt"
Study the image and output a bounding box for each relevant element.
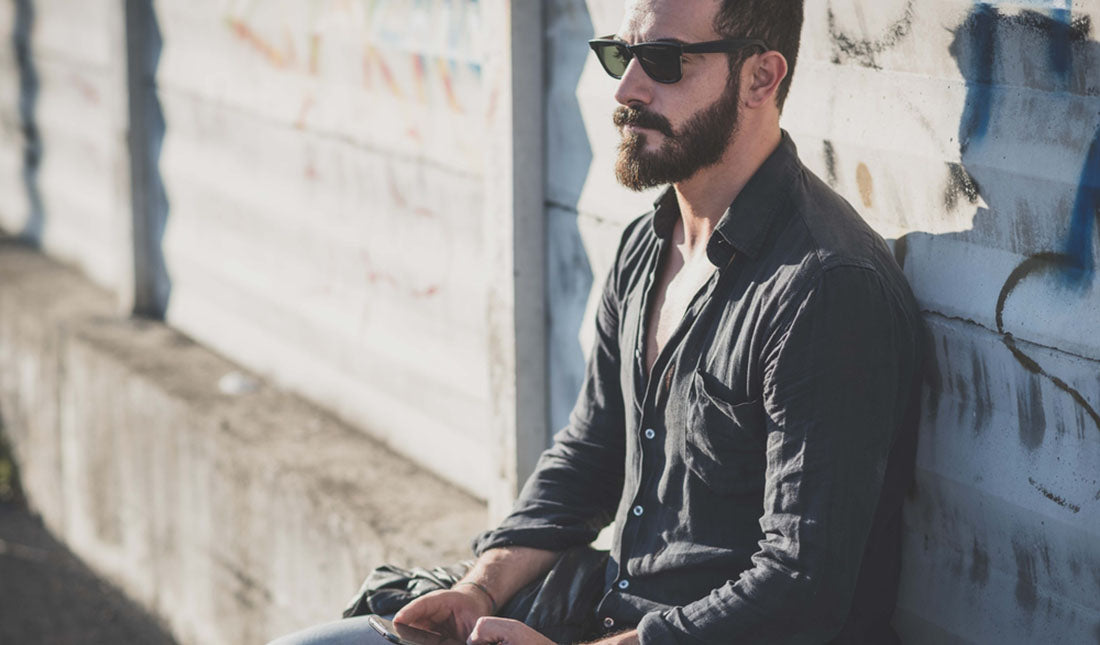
[474,133,924,644]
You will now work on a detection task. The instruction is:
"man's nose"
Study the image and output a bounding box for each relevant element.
[613,57,654,107]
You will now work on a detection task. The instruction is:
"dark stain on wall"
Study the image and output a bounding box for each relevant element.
[826,0,915,69]
[970,351,991,433]
[1016,372,1046,451]
[943,162,981,211]
[1012,538,1039,613]
[822,139,838,186]
[970,537,989,586]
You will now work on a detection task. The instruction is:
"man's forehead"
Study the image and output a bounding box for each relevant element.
[618,0,722,42]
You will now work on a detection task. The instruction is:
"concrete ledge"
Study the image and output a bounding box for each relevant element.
[0,238,487,644]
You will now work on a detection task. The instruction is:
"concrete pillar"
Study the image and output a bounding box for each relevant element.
[483,0,547,522]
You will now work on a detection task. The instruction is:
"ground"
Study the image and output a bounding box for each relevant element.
[0,442,175,644]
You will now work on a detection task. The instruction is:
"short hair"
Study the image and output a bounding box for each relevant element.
[714,0,804,112]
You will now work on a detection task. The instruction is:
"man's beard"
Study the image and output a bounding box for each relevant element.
[613,79,741,191]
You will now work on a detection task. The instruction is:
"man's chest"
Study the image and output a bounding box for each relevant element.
[643,252,718,378]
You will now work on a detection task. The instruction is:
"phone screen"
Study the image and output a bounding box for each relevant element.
[367,615,464,645]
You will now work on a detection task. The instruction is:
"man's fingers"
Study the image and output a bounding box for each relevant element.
[467,617,552,645]
[394,591,449,626]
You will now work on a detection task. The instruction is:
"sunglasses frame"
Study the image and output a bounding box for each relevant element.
[588,36,768,84]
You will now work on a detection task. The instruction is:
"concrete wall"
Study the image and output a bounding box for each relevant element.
[0,0,133,299]
[152,0,496,500]
[547,0,1100,642]
[0,239,485,644]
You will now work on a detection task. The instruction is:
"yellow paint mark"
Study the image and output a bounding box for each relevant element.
[856,162,874,208]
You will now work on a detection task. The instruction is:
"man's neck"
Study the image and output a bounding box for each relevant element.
[672,123,782,253]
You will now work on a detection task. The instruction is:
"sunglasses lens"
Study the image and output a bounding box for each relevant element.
[635,44,680,83]
[594,42,630,78]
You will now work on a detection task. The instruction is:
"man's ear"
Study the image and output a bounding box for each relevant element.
[742,51,788,109]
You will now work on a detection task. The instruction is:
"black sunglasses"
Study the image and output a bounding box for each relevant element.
[588,36,767,84]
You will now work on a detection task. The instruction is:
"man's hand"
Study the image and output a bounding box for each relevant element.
[393,586,493,641]
[467,618,555,645]
[467,619,639,645]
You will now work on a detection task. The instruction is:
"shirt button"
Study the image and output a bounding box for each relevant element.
[632,505,644,517]
[618,579,630,590]
[644,428,656,440]
[603,617,615,629]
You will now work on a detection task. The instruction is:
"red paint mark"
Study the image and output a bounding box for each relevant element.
[227,17,292,68]
[412,54,428,104]
[436,58,462,113]
[71,74,100,104]
[387,169,435,218]
[304,161,318,181]
[361,250,441,299]
[294,95,315,130]
[371,47,403,98]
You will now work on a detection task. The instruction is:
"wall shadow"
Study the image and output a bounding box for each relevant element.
[895,5,1100,436]
[545,1,595,438]
[13,0,42,242]
[125,0,170,319]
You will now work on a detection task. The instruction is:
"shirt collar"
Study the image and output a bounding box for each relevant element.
[649,130,802,266]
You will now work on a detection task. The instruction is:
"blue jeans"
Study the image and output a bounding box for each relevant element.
[267,615,398,645]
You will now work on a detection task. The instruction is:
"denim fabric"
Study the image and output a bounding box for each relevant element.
[474,133,924,644]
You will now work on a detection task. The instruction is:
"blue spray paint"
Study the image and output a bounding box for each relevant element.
[1063,128,1099,284]
[1048,8,1073,82]
[957,4,996,148]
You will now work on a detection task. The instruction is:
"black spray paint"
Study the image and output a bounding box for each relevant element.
[826,0,915,69]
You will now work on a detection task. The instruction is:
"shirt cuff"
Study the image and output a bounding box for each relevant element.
[471,525,596,557]
[637,608,701,645]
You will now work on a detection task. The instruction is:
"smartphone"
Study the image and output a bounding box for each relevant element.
[366,615,464,645]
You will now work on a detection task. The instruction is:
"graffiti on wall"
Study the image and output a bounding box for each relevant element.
[222,0,482,114]
[825,1,1100,437]
[951,5,1100,433]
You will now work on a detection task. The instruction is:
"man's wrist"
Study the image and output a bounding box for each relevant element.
[454,580,498,614]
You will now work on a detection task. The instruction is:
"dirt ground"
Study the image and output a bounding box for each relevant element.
[0,455,176,645]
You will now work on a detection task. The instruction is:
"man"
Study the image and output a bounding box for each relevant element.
[273,0,923,643]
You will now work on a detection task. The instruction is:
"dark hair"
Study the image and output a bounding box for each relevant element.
[714,0,804,112]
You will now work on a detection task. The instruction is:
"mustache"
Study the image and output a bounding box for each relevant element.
[613,106,675,138]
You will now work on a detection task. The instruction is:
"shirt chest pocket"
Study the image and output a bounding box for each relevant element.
[683,370,767,496]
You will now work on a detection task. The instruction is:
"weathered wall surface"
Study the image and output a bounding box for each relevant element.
[0,0,132,299]
[152,0,494,498]
[0,239,485,645]
[548,0,1100,642]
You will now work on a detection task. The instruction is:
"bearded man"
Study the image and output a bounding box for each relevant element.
[272,0,924,643]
